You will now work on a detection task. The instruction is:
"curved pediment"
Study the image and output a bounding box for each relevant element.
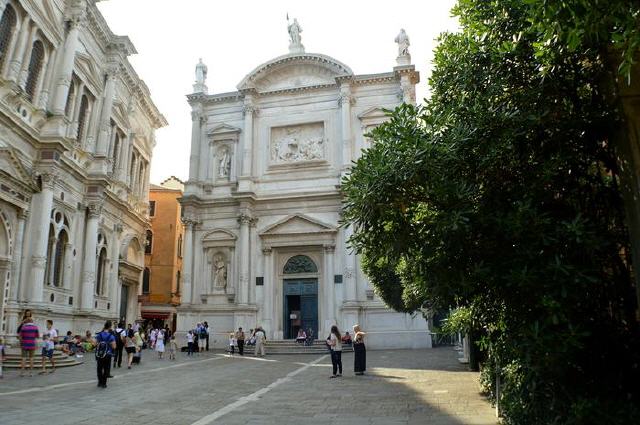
[202,229,237,241]
[237,53,353,93]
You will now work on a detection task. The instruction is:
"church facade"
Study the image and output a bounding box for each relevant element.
[178,24,430,349]
[0,0,166,340]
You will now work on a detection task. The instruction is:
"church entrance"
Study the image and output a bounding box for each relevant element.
[283,278,318,339]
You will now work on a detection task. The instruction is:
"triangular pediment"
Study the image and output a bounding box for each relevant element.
[0,145,37,192]
[358,107,388,121]
[75,52,103,93]
[207,124,242,137]
[260,214,336,236]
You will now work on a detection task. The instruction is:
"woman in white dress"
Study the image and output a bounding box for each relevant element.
[155,329,165,359]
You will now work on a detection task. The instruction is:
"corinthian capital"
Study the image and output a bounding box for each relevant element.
[87,202,103,218]
[40,172,58,190]
[238,214,253,225]
[242,104,259,117]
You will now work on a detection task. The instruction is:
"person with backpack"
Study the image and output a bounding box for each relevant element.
[113,322,126,368]
[198,324,208,353]
[94,321,116,388]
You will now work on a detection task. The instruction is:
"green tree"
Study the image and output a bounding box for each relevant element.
[342,1,640,423]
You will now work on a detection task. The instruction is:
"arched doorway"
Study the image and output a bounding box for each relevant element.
[283,255,318,339]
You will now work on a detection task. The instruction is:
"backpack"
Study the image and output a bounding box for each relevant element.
[95,332,109,359]
[199,328,207,339]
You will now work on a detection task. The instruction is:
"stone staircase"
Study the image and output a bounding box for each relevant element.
[2,348,84,369]
[239,339,354,355]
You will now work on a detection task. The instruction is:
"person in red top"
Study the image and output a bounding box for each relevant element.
[19,317,39,377]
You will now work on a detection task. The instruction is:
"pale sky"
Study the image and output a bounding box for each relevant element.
[97,0,459,184]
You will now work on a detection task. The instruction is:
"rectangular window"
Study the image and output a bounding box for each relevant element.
[149,200,156,217]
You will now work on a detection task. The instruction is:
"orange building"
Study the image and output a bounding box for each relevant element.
[142,177,184,329]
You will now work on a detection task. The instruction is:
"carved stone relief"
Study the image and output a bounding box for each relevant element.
[270,123,324,164]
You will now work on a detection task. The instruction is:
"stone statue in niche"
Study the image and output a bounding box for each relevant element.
[395,29,410,57]
[271,123,324,164]
[213,255,227,289]
[195,58,207,85]
[217,148,231,178]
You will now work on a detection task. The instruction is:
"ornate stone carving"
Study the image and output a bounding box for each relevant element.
[395,29,412,66]
[87,202,103,218]
[270,123,324,164]
[338,93,355,107]
[262,247,272,255]
[242,104,258,116]
[212,255,227,289]
[283,255,318,274]
[217,147,231,178]
[193,58,208,94]
[40,172,58,190]
[324,245,336,253]
[287,17,304,53]
[344,267,355,279]
[238,214,253,225]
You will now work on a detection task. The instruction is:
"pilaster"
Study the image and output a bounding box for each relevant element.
[80,202,101,311]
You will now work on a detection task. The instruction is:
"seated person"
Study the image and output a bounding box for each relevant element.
[246,329,256,346]
[296,329,307,343]
[305,328,314,346]
[341,331,353,345]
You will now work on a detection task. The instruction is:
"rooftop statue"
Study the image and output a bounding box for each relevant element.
[288,18,305,53]
[193,58,208,93]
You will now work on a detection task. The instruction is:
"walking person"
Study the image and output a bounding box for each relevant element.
[254,326,266,357]
[352,324,367,376]
[198,324,208,353]
[204,321,210,351]
[41,320,58,373]
[327,325,343,378]
[113,322,126,368]
[168,335,178,360]
[228,333,236,355]
[235,327,245,356]
[18,317,39,377]
[94,321,116,388]
[156,329,165,359]
[0,336,5,379]
[124,329,136,369]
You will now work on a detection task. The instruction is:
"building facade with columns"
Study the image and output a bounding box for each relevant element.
[178,24,430,349]
[0,0,166,340]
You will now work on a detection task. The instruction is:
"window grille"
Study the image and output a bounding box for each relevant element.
[25,40,44,101]
[0,6,16,70]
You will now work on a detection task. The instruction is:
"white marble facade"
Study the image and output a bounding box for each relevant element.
[178,24,430,349]
[0,0,166,340]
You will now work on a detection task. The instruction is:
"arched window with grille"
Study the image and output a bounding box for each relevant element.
[52,230,68,287]
[25,40,44,101]
[143,267,150,294]
[0,5,17,71]
[112,131,120,170]
[145,230,153,254]
[95,247,107,296]
[176,270,181,295]
[44,224,55,286]
[64,79,75,117]
[177,234,183,258]
[76,95,89,144]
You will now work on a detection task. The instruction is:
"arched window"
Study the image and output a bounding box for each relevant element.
[96,247,107,296]
[52,230,68,287]
[76,95,89,144]
[112,131,120,167]
[142,267,150,294]
[0,5,16,70]
[145,230,153,254]
[25,40,44,101]
[176,270,181,294]
[283,255,318,274]
[177,234,183,258]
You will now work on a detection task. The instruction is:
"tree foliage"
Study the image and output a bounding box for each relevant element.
[341,1,640,423]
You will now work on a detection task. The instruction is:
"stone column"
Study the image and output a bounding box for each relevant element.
[62,242,73,289]
[344,226,357,302]
[27,173,55,303]
[9,210,26,302]
[7,16,30,82]
[51,17,81,115]
[248,218,257,305]
[95,66,118,156]
[262,247,274,336]
[339,84,353,171]
[237,214,251,305]
[241,98,256,176]
[324,245,336,334]
[80,203,101,311]
[118,132,131,183]
[181,219,195,304]
[188,110,202,181]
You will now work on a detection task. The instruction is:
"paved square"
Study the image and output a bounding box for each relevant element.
[0,348,496,424]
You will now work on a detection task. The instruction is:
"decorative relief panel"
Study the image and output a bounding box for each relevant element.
[270,122,325,164]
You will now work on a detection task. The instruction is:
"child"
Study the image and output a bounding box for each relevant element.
[40,335,55,374]
[228,333,236,355]
[0,337,5,379]
[168,335,178,360]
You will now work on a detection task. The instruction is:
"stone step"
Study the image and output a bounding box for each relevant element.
[2,351,84,369]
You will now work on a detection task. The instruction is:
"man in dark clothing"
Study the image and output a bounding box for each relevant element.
[94,321,116,388]
[204,321,210,351]
[113,322,125,368]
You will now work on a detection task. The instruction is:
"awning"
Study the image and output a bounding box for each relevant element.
[141,311,170,319]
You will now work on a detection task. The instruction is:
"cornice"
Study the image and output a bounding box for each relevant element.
[352,72,398,86]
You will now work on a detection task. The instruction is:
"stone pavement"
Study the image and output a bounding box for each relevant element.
[0,347,496,425]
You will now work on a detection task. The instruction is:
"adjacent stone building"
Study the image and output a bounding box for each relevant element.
[141,176,184,329]
[178,23,431,349]
[0,0,166,339]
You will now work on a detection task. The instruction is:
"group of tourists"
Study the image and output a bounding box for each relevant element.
[326,324,366,378]
[185,322,209,355]
[226,326,267,357]
[14,310,59,376]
